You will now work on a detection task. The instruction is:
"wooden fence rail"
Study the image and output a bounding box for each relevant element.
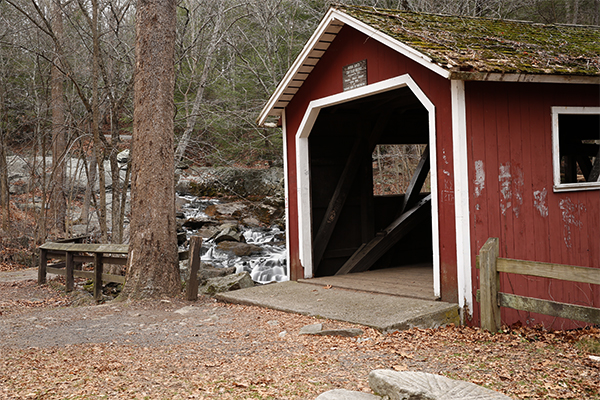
[478,237,600,332]
[39,241,191,301]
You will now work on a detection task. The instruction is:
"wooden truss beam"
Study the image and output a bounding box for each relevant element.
[335,194,432,275]
[398,145,429,217]
[589,147,600,182]
[377,144,430,270]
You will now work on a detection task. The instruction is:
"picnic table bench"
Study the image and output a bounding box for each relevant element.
[39,241,190,301]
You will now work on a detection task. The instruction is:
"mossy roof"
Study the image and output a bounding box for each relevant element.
[336,4,600,76]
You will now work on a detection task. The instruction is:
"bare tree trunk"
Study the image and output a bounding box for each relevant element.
[571,0,579,24]
[39,123,48,244]
[174,0,225,165]
[80,149,97,230]
[50,0,67,235]
[116,159,130,244]
[110,109,121,243]
[91,0,108,242]
[122,0,179,299]
[0,85,9,231]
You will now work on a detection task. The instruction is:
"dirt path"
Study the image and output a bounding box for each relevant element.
[0,267,38,283]
[0,275,598,400]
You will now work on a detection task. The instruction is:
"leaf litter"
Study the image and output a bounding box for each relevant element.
[0,278,598,399]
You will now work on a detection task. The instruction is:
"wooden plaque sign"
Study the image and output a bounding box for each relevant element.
[343,59,367,91]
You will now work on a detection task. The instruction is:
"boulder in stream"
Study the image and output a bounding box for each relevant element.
[201,272,254,295]
[213,223,245,243]
[216,241,262,257]
[198,266,237,285]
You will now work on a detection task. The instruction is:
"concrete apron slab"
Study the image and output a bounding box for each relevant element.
[215,281,459,332]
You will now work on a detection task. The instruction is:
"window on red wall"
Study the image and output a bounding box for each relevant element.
[372,144,430,196]
[552,106,600,192]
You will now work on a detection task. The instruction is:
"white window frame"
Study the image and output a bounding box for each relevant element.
[551,106,600,192]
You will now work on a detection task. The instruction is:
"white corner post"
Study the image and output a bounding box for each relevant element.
[451,79,473,319]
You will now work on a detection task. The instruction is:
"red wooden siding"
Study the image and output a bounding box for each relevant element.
[466,81,600,329]
[284,26,459,302]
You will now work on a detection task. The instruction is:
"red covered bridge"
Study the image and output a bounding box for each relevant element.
[258,5,600,329]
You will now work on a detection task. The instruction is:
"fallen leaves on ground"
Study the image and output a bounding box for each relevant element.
[0,280,74,317]
[0,281,598,399]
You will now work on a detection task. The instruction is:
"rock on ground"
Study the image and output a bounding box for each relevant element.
[216,241,263,257]
[315,389,383,400]
[198,266,237,285]
[368,370,511,400]
[299,323,364,337]
[315,370,511,400]
[200,272,254,295]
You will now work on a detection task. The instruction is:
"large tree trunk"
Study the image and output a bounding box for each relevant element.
[50,0,67,235]
[121,0,179,299]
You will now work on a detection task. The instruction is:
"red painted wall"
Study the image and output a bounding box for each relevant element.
[466,81,600,329]
[284,26,459,302]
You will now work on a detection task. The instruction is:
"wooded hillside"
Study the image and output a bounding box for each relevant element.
[0,0,598,243]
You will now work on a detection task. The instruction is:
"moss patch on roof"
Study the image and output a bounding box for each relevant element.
[336,4,600,76]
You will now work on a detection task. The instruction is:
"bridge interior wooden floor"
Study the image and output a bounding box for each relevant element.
[298,262,436,301]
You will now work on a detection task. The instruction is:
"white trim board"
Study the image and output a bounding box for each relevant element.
[257,9,343,126]
[332,11,450,79]
[450,80,473,317]
[449,71,600,85]
[281,110,291,281]
[257,8,449,126]
[295,74,441,299]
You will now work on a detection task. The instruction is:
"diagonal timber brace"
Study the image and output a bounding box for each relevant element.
[398,145,429,217]
[335,194,432,275]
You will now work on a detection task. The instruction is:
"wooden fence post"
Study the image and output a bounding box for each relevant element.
[480,237,501,332]
[66,251,74,292]
[38,248,47,285]
[94,252,104,301]
[186,236,202,301]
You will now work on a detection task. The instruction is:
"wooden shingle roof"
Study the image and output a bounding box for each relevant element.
[258,5,600,124]
[339,5,600,77]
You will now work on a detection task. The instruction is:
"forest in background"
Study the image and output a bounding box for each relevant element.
[0,0,598,251]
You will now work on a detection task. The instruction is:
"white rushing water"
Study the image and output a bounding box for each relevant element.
[179,196,288,284]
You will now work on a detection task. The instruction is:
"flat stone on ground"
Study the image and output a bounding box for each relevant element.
[319,328,364,337]
[369,370,511,400]
[299,323,364,337]
[315,389,382,400]
[299,323,323,335]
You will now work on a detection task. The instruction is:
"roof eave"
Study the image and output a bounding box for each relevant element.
[257,8,451,126]
[449,71,600,84]
[256,8,342,126]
